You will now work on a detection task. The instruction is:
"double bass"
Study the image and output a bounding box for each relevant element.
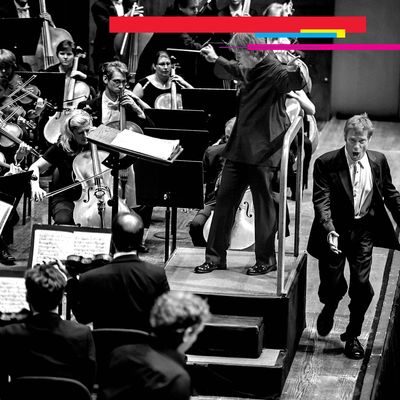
[113,1,149,84]
[44,48,91,144]
[35,0,73,70]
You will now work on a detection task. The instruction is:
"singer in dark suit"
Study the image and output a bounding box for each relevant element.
[307,113,400,359]
[68,212,170,331]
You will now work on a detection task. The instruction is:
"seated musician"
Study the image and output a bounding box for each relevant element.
[29,109,92,225]
[135,0,217,87]
[133,50,193,109]
[78,60,151,130]
[189,117,235,247]
[44,39,96,95]
[0,261,96,395]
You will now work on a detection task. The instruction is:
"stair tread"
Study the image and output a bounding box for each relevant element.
[207,314,263,327]
[187,348,284,367]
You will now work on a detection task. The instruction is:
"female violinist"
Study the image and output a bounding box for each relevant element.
[29,109,92,225]
[132,50,193,109]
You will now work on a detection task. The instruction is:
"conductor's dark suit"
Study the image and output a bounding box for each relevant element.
[307,147,400,336]
[68,254,170,331]
[0,312,96,394]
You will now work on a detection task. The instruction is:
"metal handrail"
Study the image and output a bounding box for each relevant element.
[277,116,304,295]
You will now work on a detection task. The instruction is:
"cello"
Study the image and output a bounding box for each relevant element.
[154,59,183,109]
[43,48,91,144]
[35,0,73,70]
[203,188,255,250]
[72,142,130,228]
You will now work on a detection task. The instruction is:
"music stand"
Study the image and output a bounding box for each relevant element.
[134,160,204,262]
[144,127,210,161]
[0,18,42,56]
[16,71,65,111]
[144,109,209,130]
[181,87,237,143]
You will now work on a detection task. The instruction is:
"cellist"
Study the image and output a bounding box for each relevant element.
[77,61,151,130]
[29,109,92,225]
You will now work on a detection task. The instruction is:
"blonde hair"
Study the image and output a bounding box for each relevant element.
[229,33,266,60]
[344,113,374,139]
[58,109,92,154]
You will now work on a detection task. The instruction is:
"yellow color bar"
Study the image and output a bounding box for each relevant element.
[300,29,346,38]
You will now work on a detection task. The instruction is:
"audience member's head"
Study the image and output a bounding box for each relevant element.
[112,211,144,253]
[25,262,67,313]
[150,291,210,352]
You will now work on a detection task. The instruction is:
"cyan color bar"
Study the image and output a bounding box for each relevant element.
[255,32,337,38]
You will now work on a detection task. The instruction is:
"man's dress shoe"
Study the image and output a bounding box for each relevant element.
[341,334,365,359]
[246,263,277,276]
[316,305,337,337]
[194,262,226,274]
[0,249,16,265]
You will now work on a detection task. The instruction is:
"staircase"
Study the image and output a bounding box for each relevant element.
[165,247,307,399]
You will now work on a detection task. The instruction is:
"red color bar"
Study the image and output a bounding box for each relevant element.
[109,16,366,33]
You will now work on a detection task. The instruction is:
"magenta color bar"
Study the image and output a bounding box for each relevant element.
[246,44,400,51]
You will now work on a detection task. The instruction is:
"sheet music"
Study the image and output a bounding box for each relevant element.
[31,230,73,266]
[0,277,28,313]
[73,231,112,257]
[111,129,180,160]
[0,200,13,236]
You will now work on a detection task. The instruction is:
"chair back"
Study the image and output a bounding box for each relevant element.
[92,328,150,386]
[7,376,92,400]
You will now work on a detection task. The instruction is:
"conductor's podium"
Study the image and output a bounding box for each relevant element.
[165,247,307,399]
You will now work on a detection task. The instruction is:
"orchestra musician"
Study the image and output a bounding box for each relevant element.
[194,33,306,276]
[29,109,92,225]
[78,61,150,129]
[218,0,257,17]
[0,0,53,22]
[135,0,218,88]
[91,0,144,73]
[132,50,193,109]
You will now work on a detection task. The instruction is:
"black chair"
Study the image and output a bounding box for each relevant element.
[7,376,92,400]
[92,328,150,388]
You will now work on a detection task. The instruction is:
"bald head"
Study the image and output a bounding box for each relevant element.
[112,212,144,252]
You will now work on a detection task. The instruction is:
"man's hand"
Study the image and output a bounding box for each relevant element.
[200,44,219,63]
[327,231,342,254]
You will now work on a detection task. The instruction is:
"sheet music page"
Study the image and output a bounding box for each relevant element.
[31,230,73,266]
[0,200,13,236]
[0,277,29,312]
[111,129,180,160]
[73,231,111,257]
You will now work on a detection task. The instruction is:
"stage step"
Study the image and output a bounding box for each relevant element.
[187,349,287,398]
[189,314,264,358]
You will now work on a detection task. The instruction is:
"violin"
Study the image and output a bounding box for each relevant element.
[44,47,91,144]
[0,123,41,158]
[154,59,183,110]
[203,188,255,250]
